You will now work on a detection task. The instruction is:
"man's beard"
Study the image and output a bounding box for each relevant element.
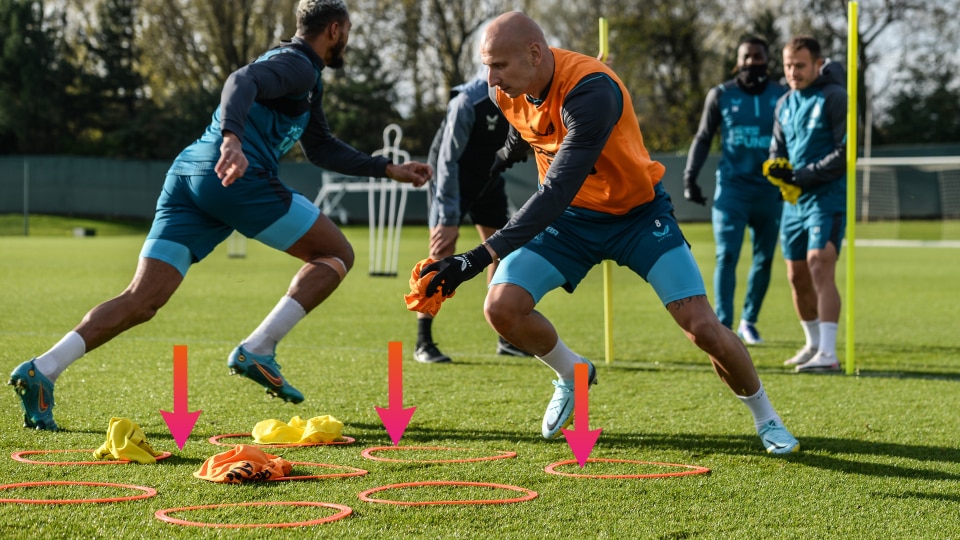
[328,37,346,69]
[736,64,769,93]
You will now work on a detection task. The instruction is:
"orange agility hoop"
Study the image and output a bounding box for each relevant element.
[0,481,157,504]
[11,449,172,466]
[544,458,711,479]
[360,446,517,463]
[208,433,356,448]
[358,481,537,506]
[155,501,352,528]
[270,462,368,481]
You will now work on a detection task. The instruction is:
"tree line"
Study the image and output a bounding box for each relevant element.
[1,0,958,162]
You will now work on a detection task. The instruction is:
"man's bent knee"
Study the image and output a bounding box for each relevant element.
[668,296,723,340]
[484,284,533,330]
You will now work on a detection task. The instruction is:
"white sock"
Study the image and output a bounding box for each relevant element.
[536,337,582,382]
[737,385,782,431]
[801,319,820,350]
[33,331,86,382]
[242,296,306,355]
[819,322,838,357]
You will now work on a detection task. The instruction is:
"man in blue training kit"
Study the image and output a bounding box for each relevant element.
[765,35,847,372]
[684,36,788,345]
[413,67,531,363]
[8,0,431,431]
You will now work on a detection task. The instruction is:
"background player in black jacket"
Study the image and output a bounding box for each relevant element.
[413,67,530,363]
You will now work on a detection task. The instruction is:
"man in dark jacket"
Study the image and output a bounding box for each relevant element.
[414,67,530,363]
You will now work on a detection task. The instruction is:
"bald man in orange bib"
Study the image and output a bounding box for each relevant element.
[418,12,799,454]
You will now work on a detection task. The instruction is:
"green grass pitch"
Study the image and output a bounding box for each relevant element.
[1,218,958,538]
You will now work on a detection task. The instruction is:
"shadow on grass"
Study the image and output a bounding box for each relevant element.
[598,431,960,481]
[351,422,551,446]
[877,491,960,503]
[358,424,960,481]
[50,427,206,444]
[152,454,207,466]
[856,343,960,356]
[853,369,960,382]
[582,357,960,382]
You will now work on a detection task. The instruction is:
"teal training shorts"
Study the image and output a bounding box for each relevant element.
[779,204,846,261]
[140,171,319,276]
[491,183,706,305]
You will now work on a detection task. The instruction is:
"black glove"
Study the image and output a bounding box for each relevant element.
[419,244,494,297]
[765,161,796,185]
[683,181,707,205]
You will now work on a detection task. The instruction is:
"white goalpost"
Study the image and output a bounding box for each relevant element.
[855,155,960,239]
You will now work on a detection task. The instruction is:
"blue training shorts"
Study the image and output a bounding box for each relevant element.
[140,171,319,276]
[779,204,846,261]
[491,183,706,305]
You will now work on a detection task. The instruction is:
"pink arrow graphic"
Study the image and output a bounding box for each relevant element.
[561,362,603,467]
[375,341,416,446]
[160,345,202,450]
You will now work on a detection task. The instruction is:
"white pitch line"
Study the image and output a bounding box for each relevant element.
[849,239,960,248]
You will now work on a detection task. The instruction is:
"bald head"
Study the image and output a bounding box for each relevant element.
[482,12,547,52]
[480,12,553,99]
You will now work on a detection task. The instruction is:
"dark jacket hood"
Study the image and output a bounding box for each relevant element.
[814,58,846,89]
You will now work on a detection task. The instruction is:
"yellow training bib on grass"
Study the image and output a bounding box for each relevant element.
[93,417,162,464]
[251,415,344,444]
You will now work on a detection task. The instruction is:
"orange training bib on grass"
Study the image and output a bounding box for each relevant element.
[194,445,292,483]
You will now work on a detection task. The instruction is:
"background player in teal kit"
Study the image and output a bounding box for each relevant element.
[765,35,847,373]
[8,0,431,431]
[683,36,787,345]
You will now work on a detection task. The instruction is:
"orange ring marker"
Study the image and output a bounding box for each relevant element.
[0,481,157,504]
[269,462,368,481]
[11,449,172,466]
[358,481,537,506]
[544,458,711,479]
[155,501,352,528]
[207,433,356,448]
[360,446,517,463]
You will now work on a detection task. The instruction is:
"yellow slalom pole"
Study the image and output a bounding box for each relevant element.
[599,17,614,364]
[599,17,609,63]
[845,2,858,375]
[603,260,614,364]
